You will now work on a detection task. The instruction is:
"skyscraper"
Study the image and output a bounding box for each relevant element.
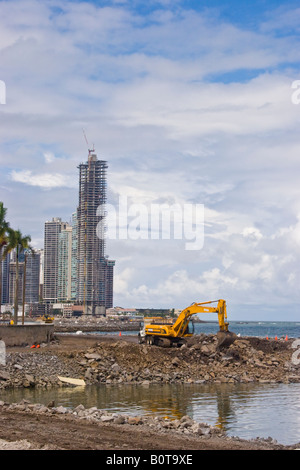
[71,212,78,302]
[43,217,69,303]
[57,224,72,302]
[77,150,114,314]
[1,252,10,305]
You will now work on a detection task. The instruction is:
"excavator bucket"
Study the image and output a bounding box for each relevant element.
[216,330,237,349]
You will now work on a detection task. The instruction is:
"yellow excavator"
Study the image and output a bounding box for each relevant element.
[138,299,236,349]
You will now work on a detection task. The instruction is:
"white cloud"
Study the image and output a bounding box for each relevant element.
[10,170,76,189]
[44,152,55,164]
[1,0,300,318]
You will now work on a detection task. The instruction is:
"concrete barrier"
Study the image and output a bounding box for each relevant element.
[0,323,54,347]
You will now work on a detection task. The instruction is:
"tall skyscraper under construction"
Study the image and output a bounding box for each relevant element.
[77,150,115,314]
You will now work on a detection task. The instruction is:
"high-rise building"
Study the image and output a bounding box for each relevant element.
[8,249,40,305]
[1,252,10,305]
[58,224,72,302]
[77,150,114,314]
[103,258,115,308]
[43,217,69,303]
[71,212,78,302]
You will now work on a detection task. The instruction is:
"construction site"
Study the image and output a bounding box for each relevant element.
[0,325,299,450]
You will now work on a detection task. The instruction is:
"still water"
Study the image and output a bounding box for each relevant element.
[2,382,300,445]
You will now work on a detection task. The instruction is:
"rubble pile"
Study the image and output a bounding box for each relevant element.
[81,334,300,385]
[0,334,299,389]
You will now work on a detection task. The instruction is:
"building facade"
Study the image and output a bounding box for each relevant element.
[71,212,78,302]
[43,217,69,303]
[57,224,72,302]
[1,252,10,305]
[8,249,40,305]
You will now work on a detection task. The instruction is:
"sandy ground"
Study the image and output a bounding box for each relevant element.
[0,402,292,451]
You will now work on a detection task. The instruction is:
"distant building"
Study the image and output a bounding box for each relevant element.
[106,307,137,316]
[103,258,115,309]
[71,212,78,301]
[1,252,10,305]
[8,249,40,305]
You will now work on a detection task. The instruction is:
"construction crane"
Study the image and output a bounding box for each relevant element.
[82,128,94,157]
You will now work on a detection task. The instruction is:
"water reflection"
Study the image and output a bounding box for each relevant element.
[1,382,300,445]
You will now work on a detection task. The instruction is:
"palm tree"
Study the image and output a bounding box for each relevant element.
[22,246,35,325]
[4,229,31,324]
[0,203,10,314]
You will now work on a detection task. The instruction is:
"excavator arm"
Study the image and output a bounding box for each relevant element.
[171,299,229,337]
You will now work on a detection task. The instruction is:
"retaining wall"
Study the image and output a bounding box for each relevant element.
[0,323,54,347]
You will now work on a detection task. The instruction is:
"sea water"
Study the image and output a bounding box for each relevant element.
[2,382,300,445]
[194,321,300,339]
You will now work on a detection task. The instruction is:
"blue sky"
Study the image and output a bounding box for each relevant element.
[1,0,300,319]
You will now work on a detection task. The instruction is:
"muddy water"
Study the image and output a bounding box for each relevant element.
[1,382,300,445]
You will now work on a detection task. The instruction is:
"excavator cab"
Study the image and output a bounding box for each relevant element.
[185,320,194,336]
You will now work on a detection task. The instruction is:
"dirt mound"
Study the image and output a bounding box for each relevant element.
[245,336,290,354]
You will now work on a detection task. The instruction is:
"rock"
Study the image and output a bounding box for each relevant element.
[101,415,115,422]
[142,380,150,385]
[85,353,101,361]
[56,406,68,414]
[171,357,180,367]
[114,416,125,424]
[25,374,35,385]
[128,416,142,425]
[0,370,10,381]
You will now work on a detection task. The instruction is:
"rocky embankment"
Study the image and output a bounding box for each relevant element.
[0,333,299,389]
[54,317,140,332]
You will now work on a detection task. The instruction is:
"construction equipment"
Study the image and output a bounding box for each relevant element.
[138,299,236,348]
[41,314,54,324]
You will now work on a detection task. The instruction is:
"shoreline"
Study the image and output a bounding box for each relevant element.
[0,331,300,450]
[0,398,296,450]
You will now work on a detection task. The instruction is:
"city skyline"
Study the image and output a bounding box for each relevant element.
[2,147,115,313]
[1,0,300,319]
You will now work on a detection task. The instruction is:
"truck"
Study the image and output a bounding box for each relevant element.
[138,299,236,348]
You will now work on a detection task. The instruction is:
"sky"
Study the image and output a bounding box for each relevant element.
[1,0,300,320]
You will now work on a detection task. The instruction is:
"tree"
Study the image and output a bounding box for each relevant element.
[4,229,31,324]
[0,203,10,314]
[22,246,35,325]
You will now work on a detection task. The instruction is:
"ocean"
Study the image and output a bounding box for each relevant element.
[193,321,300,339]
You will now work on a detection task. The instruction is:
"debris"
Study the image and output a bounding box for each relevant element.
[57,376,85,386]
